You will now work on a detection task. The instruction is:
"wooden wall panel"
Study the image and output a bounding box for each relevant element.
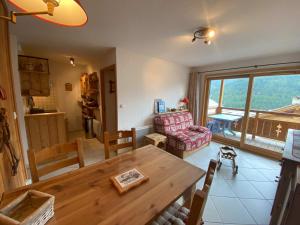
[0,0,26,192]
[57,115,67,144]
[48,116,59,146]
[39,116,50,148]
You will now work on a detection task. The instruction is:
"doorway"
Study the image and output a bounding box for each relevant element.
[100,65,118,139]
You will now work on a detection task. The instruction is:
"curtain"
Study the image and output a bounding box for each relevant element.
[187,72,202,125]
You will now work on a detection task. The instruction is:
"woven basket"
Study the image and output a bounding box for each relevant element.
[0,190,55,225]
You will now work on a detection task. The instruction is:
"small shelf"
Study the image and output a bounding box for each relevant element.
[82,105,98,110]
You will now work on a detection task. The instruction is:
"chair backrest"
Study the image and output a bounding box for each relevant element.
[104,128,136,159]
[153,111,194,135]
[28,138,85,183]
[187,185,210,225]
[203,159,217,188]
[187,159,217,225]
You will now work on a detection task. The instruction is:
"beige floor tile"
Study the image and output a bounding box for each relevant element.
[203,197,222,223]
[250,181,278,200]
[239,168,269,181]
[240,198,272,224]
[226,180,264,199]
[211,196,256,224]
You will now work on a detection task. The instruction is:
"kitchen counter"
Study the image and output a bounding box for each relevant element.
[25,112,65,117]
[25,112,67,150]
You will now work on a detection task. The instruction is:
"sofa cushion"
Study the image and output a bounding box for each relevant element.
[154,112,193,135]
[167,128,212,152]
[151,202,190,225]
[189,125,210,133]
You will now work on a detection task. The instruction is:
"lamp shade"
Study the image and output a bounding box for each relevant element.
[8,0,88,27]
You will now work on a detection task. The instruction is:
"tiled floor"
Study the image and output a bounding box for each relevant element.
[185,142,280,225]
[42,133,280,225]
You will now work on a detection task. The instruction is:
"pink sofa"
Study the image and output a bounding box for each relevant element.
[154,111,212,158]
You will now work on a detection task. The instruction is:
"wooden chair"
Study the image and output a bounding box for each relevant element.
[187,185,210,225]
[152,185,211,225]
[203,159,218,188]
[152,159,217,225]
[104,128,136,159]
[28,138,85,183]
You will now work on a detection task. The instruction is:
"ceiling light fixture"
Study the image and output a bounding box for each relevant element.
[70,57,75,66]
[192,27,216,45]
[0,0,87,27]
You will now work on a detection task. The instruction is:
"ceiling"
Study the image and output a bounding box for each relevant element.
[7,0,300,67]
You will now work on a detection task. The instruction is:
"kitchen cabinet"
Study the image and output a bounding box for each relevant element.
[270,129,300,225]
[18,55,50,96]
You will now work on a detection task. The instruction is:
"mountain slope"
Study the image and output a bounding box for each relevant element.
[210,75,300,110]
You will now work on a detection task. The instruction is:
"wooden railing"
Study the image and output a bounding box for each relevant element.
[214,107,300,142]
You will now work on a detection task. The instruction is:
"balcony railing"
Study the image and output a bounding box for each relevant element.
[208,106,300,142]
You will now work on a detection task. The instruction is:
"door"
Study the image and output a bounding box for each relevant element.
[243,74,300,154]
[205,77,249,144]
[0,0,26,192]
[100,65,117,137]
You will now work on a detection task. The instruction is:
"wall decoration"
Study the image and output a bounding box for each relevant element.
[0,108,19,176]
[65,83,73,91]
[154,99,166,114]
[109,80,116,93]
[0,86,7,100]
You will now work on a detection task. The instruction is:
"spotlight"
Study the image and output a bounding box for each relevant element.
[192,27,216,45]
[70,57,75,66]
[207,29,216,39]
[204,39,212,45]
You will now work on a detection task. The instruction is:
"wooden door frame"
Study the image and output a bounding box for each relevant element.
[201,66,300,159]
[0,0,26,190]
[100,64,118,139]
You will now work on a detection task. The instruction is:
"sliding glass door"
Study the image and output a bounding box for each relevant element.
[203,71,300,157]
[206,77,249,143]
[243,74,300,153]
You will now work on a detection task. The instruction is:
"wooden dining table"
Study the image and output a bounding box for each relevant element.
[0,145,206,225]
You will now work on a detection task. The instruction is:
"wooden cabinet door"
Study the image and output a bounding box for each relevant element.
[29,72,41,96]
[40,74,50,96]
[0,0,26,192]
[20,72,31,95]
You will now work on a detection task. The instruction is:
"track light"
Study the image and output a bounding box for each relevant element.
[204,39,212,45]
[70,57,75,66]
[192,27,216,45]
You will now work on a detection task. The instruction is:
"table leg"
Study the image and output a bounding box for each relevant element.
[227,121,236,136]
[221,121,226,137]
[183,184,196,209]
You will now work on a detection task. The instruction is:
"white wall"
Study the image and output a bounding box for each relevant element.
[116,48,189,130]
[9,35,29,166]
[49,61,87,132]
[86,48,116,73]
